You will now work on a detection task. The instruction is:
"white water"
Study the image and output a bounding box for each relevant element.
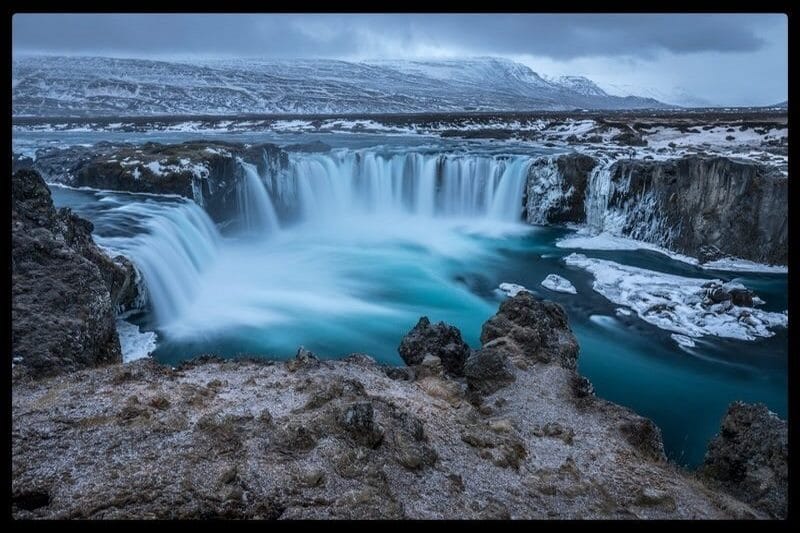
[91,150,537,344]
[95,198,222,327]
[275,150,532,223]
[237,160,280,233]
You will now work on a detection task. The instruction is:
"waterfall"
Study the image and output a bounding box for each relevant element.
[237,159,280,234]
[584,160,615,232]
[274,150,533,223]
[96,199,222,327]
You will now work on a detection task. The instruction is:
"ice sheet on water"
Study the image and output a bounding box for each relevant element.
[564,253,787,341]
[541,274,577,294]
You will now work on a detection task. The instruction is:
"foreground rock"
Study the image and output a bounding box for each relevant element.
[19,141,289,225]
[397,317,471,376]
[701,402,788,518]
[12,294,763,519]
[11,170,138,377]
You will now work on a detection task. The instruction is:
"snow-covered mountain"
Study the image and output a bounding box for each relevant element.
[599,82,712,108]
[12,55,670,117]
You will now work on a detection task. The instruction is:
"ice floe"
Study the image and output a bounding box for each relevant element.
[564,253,787,341]
[497,283,531,297]
[541,274,577,294]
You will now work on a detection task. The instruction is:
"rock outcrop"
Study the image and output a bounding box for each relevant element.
[12,170,138,377]
[701,402,788,519]
[525,153,596,225]
[606,155,787,265]
[19,141,289,226]
[12,291,766,518]
[397,317,471,376]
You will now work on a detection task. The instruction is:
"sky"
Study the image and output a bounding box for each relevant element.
[12,13,788,106]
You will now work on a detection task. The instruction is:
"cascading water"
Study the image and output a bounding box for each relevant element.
[96,199,222,327]
[237,159,280,234]
[275,150,533,223]
[583,160,615,233]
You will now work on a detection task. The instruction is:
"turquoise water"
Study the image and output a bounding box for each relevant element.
[46,153,787,470]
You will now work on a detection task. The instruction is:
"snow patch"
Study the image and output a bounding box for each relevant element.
[541,274,577,294]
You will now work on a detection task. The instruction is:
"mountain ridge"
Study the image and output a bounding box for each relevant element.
[13,55,672,117]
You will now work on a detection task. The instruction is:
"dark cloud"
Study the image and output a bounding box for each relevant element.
[11,13,780,59]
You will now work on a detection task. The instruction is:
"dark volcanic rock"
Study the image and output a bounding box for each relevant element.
[525,153,597,224]
[701,402,787,518]
[480,292,579,369]
[463,340,516,395]
[608,155,787,265]
[398,317,471,376]
[12,170,136,377]
[21,141,289,227]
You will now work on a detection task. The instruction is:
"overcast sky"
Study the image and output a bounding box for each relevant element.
[12,13,787,106]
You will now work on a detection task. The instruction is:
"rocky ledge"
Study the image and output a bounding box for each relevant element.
[12,170,139,377]
[12,290,785,519]
[15,141,288,225]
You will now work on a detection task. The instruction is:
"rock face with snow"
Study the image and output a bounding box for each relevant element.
[606,155,787,265]
[12,295,765,519]
[12,56,668,117]
[525,153,596,225]
[23,141,289,225]
[701,402,788,519]
[11,170,138,377]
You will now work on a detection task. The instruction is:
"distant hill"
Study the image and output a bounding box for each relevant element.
[12,55,672,117]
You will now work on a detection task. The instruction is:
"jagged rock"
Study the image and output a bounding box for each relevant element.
[701,402,787,519]
[480,292,579,369]
[339,402,384,448]
[287,346,320,371]
[11,170,138,377]
[618,418,666,462]
[463,341,516,395]
[397,317,471,376]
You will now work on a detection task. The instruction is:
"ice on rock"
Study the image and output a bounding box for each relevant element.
[541,274,577,294]
[563,253,787,341]
[117,320,157,363]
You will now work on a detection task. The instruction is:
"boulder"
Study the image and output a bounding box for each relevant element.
[463,340,516,395]
[397,317,471,376]
[480,292,579,369]
[701,402,787,518]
